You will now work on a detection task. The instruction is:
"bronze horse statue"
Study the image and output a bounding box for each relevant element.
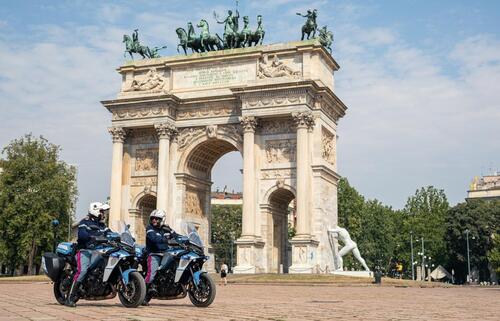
[297,9,318,40]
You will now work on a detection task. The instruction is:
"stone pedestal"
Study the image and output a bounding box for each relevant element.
[233,238,265,274]
[332,271,372,278]
[288,238,319,274]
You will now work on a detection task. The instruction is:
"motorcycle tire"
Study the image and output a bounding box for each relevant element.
[118,271,146,308]
[188,273,216,307]
[53,275,74,305]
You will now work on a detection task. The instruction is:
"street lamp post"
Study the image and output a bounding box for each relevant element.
[410,231,415,280]
[465,229,471,283]
[421,237,425,281]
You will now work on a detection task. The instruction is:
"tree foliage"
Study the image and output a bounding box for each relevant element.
[445,199,500,282]
[0,134,77,275]
[210,204,242,271]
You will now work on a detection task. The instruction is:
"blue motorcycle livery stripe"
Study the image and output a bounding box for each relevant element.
[121,268,137,285]
[193,271,206,286]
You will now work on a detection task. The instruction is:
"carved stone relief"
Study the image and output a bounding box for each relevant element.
[321,128,336,166]
[128,128,158,145]
[135,148,159,171]
[185,189,204,217]
[124,68,168,93]
[178,124,242,151]
[261,168,296,180]
[130,176,157,187]
[177,127,205,151]
[257,54,301,79]
[265,139,297,163]
[259,119,295,135]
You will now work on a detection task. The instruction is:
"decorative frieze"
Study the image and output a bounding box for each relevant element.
[243,92,309,109]
[112,105,173,121]
[321,128,336,166]
[265,139,297,163]
[177,127,205,150]
[135,148,159,171]
[177,103,240,120]
[123,68,168,93]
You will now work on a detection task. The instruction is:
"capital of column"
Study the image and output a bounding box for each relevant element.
[292,111,315,130]
[154,121,178,140]
[108,127,127,143]
[239,116,258,133]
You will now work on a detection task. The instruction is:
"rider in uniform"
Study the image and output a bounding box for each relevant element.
[143,209,178,305]
[66,202,111,307]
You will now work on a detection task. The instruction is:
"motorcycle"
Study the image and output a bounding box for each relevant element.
[138,222,216,307]
[41,224,146,308]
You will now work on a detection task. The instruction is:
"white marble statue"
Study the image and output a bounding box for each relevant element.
[328,226,370,272]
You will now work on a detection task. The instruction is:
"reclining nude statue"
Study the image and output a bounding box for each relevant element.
[328,226,370,272]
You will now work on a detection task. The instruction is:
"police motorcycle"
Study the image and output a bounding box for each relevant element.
[42,223,146,308]
[137,222,216,307]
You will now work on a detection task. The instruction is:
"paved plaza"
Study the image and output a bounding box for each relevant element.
[0,281,498,321]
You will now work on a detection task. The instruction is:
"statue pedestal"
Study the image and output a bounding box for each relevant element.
[288,237,319,274]
[233,237,265,274]
[332,270,372,278]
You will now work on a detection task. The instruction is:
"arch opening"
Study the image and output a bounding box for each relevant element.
[136,194,157,244]
[180,137,242,272]
[267,187,296,273]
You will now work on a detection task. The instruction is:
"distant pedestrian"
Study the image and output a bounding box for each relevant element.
[220,262,228,286]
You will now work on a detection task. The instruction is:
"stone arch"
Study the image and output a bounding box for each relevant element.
[262,185,296,273]
[175,129,243,266]
[131,190,157,209]
[133,193,157,244]
[177,129,243,176]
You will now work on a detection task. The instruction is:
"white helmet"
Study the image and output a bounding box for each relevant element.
[88,202,110,218]
[150,209,166,224]
[88,202,104,217]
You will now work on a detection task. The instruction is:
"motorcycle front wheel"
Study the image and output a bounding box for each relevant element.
[188,273,216,307]
[118,271,146,308]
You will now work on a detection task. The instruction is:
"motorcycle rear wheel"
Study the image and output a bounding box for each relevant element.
[118,271,146,308]
[188,273,216,307]
[53,275,73,305]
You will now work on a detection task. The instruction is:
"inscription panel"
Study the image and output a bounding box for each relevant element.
[174,62,255,89]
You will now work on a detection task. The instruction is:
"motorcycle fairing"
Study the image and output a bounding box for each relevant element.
[174,253,200,283]
[121,268,137,285]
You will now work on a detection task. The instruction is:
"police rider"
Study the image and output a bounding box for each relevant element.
[66,202,111,307]
[143,209,177,305]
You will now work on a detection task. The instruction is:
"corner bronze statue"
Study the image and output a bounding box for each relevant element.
[214,9,240,49]
[123,29,167,59]
[296,9,318,40]
[318,25,333,52]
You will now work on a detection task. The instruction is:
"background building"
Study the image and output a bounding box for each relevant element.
[468,174,500,200]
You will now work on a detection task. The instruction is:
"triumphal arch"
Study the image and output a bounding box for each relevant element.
[102,39,346,273]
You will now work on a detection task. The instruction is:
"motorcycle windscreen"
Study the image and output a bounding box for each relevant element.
[183,222,204,248]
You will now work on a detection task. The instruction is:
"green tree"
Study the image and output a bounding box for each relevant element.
[445,199,499,282]
[210,204,242,270]
[337,177,364,240]
[488,232,500,274]
[403,186,449,268]
[0,134,77,275]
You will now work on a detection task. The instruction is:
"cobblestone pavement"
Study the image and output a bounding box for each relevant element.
[0,281,498,321]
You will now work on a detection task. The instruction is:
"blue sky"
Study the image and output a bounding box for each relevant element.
[1,0,499,218]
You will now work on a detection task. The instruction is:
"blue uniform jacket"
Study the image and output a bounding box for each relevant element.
[146,224,176,253]
[77,218,110,249]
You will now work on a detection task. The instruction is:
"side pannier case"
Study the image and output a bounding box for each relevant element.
[41,252,65,282]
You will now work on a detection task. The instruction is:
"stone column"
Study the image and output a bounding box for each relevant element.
[292,111,315,238]
[240,116,258,238]
[155,121,177,214]
[108,127,127,231]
